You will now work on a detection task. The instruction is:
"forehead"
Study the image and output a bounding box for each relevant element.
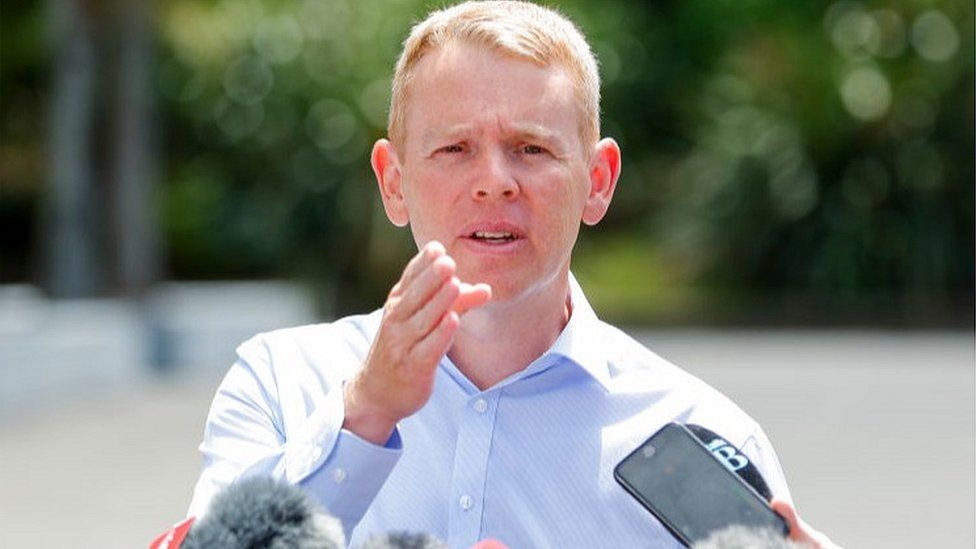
[402,42,582,149]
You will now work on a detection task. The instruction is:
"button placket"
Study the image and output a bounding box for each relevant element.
[447,392,499,547]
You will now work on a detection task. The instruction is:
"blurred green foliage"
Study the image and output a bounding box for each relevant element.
[1,0,973,324]
[0,1,45,282]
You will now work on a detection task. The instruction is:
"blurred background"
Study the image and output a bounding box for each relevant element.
[0,0,973,547]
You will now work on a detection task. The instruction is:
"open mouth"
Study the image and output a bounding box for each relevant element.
[470,230,518,244]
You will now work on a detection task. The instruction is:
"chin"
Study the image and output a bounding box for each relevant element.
[475,268,567,306]
[483,280,523,303]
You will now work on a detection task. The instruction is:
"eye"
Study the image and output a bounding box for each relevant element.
[439,143,464,154]
[520,144,545,155]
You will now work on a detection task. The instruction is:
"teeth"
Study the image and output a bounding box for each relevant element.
[474,231,514,239]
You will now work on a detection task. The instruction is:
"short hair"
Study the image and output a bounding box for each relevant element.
[388,0,601,150]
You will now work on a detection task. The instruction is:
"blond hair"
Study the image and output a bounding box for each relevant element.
[388,1,601,150]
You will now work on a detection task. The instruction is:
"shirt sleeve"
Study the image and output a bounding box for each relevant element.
[299,427,402,540]
[186,332,403,536]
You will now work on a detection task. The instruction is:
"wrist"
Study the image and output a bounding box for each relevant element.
[342,377,399,445]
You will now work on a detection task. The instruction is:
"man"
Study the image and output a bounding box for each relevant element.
[189,2,836,547]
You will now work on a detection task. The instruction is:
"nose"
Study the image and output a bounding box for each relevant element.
[472,149,519,201]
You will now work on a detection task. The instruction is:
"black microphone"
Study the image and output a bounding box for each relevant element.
[180,476,345,549]
[159,476,451,549]
[358,532,448,549]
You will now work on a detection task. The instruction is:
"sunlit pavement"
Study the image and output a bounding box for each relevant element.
[1,328,972,548]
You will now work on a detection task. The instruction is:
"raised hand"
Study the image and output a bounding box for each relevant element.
[343,241,491,444]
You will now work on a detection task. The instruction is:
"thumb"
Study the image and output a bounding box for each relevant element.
[771,499,841,549]
[453,283,492,315]
[771,499,802,540]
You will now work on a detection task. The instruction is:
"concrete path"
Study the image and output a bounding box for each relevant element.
[1,329,972,548]
[641,330,975,549]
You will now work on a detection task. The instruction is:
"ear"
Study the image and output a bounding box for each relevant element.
[371,139,409,227]
[582,138,622,226]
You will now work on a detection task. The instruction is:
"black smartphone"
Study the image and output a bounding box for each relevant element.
[614,422,789,546]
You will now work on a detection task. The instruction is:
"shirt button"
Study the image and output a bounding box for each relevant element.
[332,468,347,484]
[473,398,488,413]
[459,494,473,510]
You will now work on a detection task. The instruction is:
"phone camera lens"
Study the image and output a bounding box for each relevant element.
[641,445,656,458]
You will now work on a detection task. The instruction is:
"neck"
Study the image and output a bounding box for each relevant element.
[448,273,572,390]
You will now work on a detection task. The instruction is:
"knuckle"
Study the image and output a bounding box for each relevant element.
[383,299,399,319]
[406,345,430,368]
[439,280,460,305]
[407,311,428,335]
[423,244,441,261]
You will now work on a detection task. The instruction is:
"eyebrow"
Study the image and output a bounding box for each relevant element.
[511,122,562,145]
[421,124,472,150]
[421,122,567,151]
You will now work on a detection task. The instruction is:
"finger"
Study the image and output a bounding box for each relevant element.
[408,275,461,338]
[391,254,456,321]
[453,283,492,315]
[770,500,804,542]
[388,280,403,298]
[399,241,446,288]
[410,310,459,366]
[386,245,451,319]
[773,499,841,549]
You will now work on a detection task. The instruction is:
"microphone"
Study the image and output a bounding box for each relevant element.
[359,532,508,548]
[358,532,447,548]
[179,476,345,549]
[151,476,507,549]
[691,525,801,549]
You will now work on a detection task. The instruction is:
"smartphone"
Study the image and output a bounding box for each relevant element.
[614,422,789,546]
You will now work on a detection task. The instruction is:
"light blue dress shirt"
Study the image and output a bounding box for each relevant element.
[189,276,791,548]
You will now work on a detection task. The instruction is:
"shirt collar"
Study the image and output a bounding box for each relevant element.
[542,272,613,392]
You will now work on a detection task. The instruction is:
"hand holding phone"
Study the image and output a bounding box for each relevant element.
[614,422,789,546]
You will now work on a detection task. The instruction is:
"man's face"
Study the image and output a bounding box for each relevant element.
[379,42,612,302]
